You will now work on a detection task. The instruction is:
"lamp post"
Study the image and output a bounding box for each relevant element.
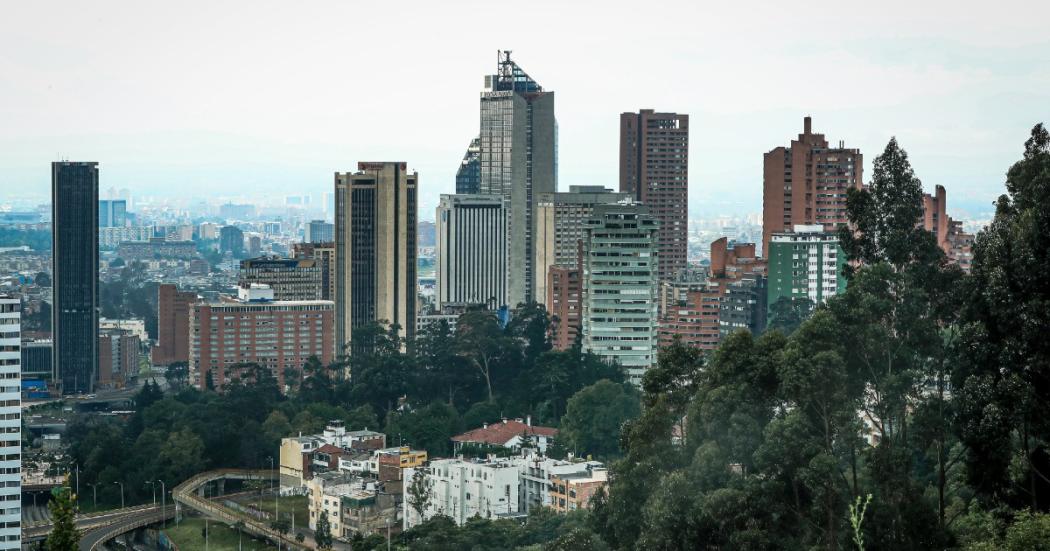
[113,481,124,509]
[387,517,392,551]
[145,480,156,506]
[157,480,167,529]
[87,483,100,509]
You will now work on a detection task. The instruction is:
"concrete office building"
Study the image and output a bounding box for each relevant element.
[335,162,418,350]
[52,161,99,395]
[98,199,127,228]
[307,220,334,244]
[189,285,334,390]
[293,242,337,301]
[766,225,847,312]
[620,110,690,282]
[479,51,556,306]
[239,257,323,301]
[534,186,630,306]
[455,137,481,195]
[762,117,863,254]
[435,194,508,310]
[153,284,198,366]
[0,296,20,550]
[581,203,660,385]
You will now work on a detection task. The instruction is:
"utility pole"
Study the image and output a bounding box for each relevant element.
[158,480,167,529]
[113,481,124,509]
[87,483,99,509]
[146,480,156,506]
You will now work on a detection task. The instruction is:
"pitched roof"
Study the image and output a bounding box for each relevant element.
[316,444,346,455]
[451,420,558,446]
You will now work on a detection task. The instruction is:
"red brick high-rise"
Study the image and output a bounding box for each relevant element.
[153,283,197,366]
[921,185,974,272]
[762,116,862,254]
[620,109,689,281]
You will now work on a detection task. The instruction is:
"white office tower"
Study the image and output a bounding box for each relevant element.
[435,195,508,310]
[581,203,660,386]
[0,295,20,550]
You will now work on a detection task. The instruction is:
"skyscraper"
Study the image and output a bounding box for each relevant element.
[435,194,508,310]
[762,116,863,254]
[479,51,556,306]
[98,199,127,228]
[306,220,334,244]
[620,110,690,282]
[455,137,481,195]
[581,202,660,385]
[154,284,197,366]
[0,295,20,550]
[220,225,245,256]
[335,162,418,351]
[52,161,99,395]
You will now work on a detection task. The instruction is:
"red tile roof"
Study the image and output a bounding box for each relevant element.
[451,420,558,446]
[315,444,346,455]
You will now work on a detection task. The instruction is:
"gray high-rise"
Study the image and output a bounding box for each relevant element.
[478,51,556,307]
[52,162,99,394]
[436,194,508,310]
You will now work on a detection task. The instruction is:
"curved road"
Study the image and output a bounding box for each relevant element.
[78,508,174,551]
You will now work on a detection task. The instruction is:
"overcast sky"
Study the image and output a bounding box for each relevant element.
[2,0,1048,220]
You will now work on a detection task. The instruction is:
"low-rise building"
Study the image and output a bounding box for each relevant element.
[549,465,609,512]
[403,457,522,529]
[451,418,558,455]
[279,421,387,491]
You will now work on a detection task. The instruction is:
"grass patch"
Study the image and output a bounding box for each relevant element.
[235,495,309,531]
[164,517,277,551]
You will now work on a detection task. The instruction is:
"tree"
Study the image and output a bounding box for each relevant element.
[456,310,516,403]
[955,124,1050,512]
[165,362,189,390]
[766,296,814,335]
[559,380,640,459]
[47,484,79,551]
[407,469,433,523]
[315,510,334,550]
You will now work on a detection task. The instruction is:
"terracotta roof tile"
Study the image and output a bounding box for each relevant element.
[451,420,558,446]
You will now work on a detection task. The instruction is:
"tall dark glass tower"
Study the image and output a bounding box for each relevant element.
[455,137,481,194]
[51,161,99,395]
[479,51,556,306]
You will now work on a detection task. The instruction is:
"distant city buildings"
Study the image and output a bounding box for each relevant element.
[97,327,139,389]
[238,257,322,301]
[99,226,154,249]
[479,51,556,306]
[762,117,863,255]
[0,295,21,550]
[52,161,99,395]
[117,238,197,261]
[435,194,508,310]
[766,224,846,310]
[188,284,334,390]
[581,203,660,384]
[620,110,690,282]
[334,162,418,350]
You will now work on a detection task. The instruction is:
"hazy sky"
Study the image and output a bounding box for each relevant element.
[2,0,1048,220]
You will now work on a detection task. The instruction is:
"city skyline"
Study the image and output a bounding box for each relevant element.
[3,1,1047,221]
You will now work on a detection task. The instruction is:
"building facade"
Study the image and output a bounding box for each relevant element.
[239,257,323,301]
[534,186,630,306]
[719,276,768,340]
[116,238,197,261]
[189,285,334,390]
[547,263,582,351]
[455,137,481,195]
[435,194,508,310]
[220,225,244,256]
[922,185,975,273]
[403,457,522,529]
[97,328,139,389]
[98,199,127,228]
[619,110,689,282]
[307,220,334,244]
[762,116,863,254]
[479,51,556,306]
[766,225,847,312]
[293,242,337,301]
[581,203,660,384]
[0,296,20,550]
[334,162,418,350]
[154,284,197,366]
[658,270,722,351]
[52,161,99,395]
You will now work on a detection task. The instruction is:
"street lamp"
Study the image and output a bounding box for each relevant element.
[157,480,167,529]
[87,483,101,509]
[145,480,156,506]
[113,481,124,509]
